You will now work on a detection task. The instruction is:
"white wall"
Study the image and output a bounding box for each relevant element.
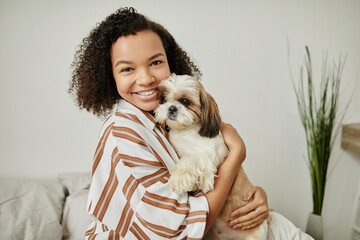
[1,0,359,239]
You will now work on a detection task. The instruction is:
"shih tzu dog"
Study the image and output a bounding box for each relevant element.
[154,74,268,240]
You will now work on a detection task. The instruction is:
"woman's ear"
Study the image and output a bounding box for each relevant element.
[198,87,221,138]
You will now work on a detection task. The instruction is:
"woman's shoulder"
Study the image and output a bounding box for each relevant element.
[99,110,148,136]
[100,100,143,128]
[97,100,157,141]
[98,111,136,133]
[114,100,157,130]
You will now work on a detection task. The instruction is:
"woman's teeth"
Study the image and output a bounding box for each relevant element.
[137,89,155,96]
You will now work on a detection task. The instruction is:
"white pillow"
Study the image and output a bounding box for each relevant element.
[58,172,91,195]
[61,189,91,240]
[58,173,92,240]
[0,179,66,240]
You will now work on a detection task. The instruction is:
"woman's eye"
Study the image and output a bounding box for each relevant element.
[121,67,133,73]
[180,98,190,106]
[151,60,162,66]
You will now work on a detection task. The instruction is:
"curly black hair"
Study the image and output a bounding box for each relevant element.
[69,7,202,117]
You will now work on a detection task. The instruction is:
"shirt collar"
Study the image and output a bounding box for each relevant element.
[116,99,157,130]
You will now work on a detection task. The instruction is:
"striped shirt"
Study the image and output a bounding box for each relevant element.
[85,100,209,240]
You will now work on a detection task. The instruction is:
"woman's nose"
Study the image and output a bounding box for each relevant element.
[137,68,155,85]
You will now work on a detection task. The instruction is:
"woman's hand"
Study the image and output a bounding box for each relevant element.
[228,186,269,230]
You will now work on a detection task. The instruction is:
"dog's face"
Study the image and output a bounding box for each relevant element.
[154,74,221,138]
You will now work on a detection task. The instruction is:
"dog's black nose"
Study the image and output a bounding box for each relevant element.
[169,105,177,114]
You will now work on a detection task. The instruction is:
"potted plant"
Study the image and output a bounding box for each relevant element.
[292,46,346,239]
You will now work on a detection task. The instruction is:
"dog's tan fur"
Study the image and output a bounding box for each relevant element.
[214,167,263,239]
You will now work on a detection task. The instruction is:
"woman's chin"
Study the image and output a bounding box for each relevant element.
[134,100,160,112]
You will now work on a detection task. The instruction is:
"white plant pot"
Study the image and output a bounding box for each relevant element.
[305,212,323,240]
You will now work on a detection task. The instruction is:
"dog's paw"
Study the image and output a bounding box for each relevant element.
[199,181,214,194]
[169,169,197,194]
[198,173,215,193]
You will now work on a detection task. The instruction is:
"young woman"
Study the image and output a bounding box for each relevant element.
[70,7,312,240]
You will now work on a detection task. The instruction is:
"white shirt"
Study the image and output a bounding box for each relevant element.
[85,100,209,240]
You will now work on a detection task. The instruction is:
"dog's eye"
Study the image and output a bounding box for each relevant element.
[179,98,191,106]
[160,95,166,104]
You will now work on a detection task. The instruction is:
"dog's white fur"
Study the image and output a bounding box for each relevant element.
[165,125,228,193]
[155,74,269,240]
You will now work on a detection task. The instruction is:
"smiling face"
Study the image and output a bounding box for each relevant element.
[111,30,171,111]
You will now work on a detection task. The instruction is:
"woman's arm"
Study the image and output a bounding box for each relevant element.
[204,123,246,233]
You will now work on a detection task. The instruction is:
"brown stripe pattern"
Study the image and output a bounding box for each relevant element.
[186,210,207,225]
[153,128,172,157]
[93,148,119,221]
[139,168,170,187]
[114,112,172,171]
[129,222,151,240]
[115,112,145,127]
[122,175,140,202]
[136,214,185,239]
[119,154,163,168]
[142,191,190,215]
[112,124,169,171]
[92,122,114,175]
[115,201,134,237]
[112,126,148,148]
[85,224,96,237]
[140,110,157,125]
[107,230,120,240]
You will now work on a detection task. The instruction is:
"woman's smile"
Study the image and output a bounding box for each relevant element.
[132,88,159,99]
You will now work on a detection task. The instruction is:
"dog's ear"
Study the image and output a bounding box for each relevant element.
[198,86,221,138]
